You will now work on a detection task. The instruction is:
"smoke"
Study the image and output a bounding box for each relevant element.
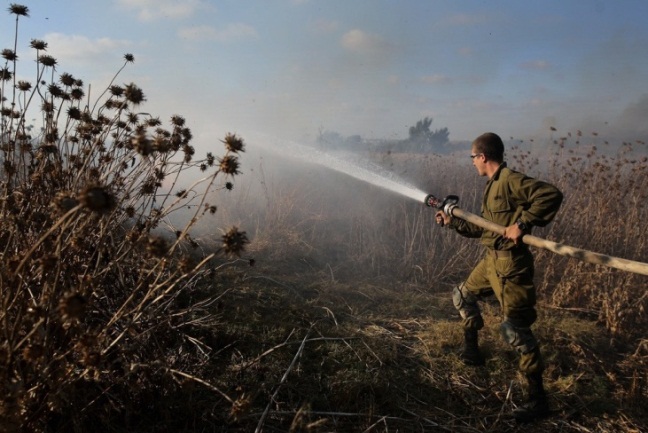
[611,94,648,139]
[567,93,648,146]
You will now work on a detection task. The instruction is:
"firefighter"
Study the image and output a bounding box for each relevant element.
[435,132,563,422]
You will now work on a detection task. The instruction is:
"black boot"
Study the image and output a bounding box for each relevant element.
[460,329,485,366]
[513,372,550,423]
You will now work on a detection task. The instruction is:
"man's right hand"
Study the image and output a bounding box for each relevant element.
[435,210,451,227]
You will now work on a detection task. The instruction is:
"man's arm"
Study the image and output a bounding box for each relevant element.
[510,174,564,228]
[436,210,483,238]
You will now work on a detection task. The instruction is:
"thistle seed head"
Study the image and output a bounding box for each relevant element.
[80,185,116,214]
[59,293,87,322]
[146,236,168,258]
[3,160,15,176]
[41,101,54,112]
[30,39,47,50]
[16,80,31,91]
[67,106,81,120]
[171,115,185,127]
[38,54,57,67]
[38,254,59,273]
[178,256,194,274]
[147,117,162,127]
[2,49,17,61]
[59,72,75,86]
[219,155,241,175]
[109,85,124,97]
[0,67,12,81]
[222,226,248,257]
[124,83,145,105]
[82,351,101,367]
[222,133,245,153]
[70,87,84,100]
[9,4,29,16]
[132,133,152,156]
[22,344,44,363]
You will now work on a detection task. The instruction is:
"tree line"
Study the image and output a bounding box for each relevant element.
[316,116,453,153]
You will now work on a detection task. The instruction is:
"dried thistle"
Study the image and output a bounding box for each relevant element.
[178,256,194,274]
[124,83,145,105]
[171,115,185,127]
[30,38,47,50]
[70,87,84,100]
[131,133,153,156]
[181,127,192,142]
[38,54,57,67]
[81,351,101,368]
[22,344,44,363]
[147,117,161,127]
[3,161,15,176]
[222,226,248,257]
[16,80,31,91]
[109,85,124,97]
[67,106,81,120]
[8,4,29,16]
[183,145,195,163]
[59,72,75,86]
[229,393,252,422]
[37,254,59,273]
[41,101,54,112]
[222,133,245,153]
[219,155,241,175]
[146,236,169,258]
[0,67,12,81]
[58,293,87,322]
[79,185,116,214]
[1,49,17,61]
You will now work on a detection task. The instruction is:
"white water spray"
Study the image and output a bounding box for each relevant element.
[250,134,429,203]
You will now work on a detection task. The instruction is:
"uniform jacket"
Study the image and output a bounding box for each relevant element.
[449,163,563,251]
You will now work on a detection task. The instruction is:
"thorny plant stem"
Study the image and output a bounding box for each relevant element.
[255,326,313,433]
[12,205,82,278]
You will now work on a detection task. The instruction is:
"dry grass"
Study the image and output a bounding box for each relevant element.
[193,272,646,432]
[1,6,249,432]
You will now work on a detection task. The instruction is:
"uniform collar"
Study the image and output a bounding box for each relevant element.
[490,162,507,181]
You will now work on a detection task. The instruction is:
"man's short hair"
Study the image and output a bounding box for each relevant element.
[473,132,504,162]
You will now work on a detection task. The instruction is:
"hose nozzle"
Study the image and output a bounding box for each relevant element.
[424,194,440,208]
[424,194,459,211]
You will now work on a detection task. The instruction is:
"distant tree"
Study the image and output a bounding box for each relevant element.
[407,117,450,152]
[316,129,344,149]
[345,134,363,146]
[316,130,364,150]
[408,117,434,141]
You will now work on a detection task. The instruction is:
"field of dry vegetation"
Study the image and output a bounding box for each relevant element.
[1,5,647,433]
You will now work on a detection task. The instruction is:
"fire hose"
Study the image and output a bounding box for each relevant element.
[424,194,648,277]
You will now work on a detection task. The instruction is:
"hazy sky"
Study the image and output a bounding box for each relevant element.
[3,0,648,149]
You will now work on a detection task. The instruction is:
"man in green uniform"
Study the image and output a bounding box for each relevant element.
[435,132,563,422]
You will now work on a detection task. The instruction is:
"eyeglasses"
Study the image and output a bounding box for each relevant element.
[470,153,483,159]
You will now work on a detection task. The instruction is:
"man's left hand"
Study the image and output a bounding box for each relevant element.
[503,224,524,245]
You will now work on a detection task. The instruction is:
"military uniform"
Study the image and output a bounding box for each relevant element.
[449,162,563,374]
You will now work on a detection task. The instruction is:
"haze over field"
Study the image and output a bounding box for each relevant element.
[2,0,648,150]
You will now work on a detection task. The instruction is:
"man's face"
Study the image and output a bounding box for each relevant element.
[471,146,486,176]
